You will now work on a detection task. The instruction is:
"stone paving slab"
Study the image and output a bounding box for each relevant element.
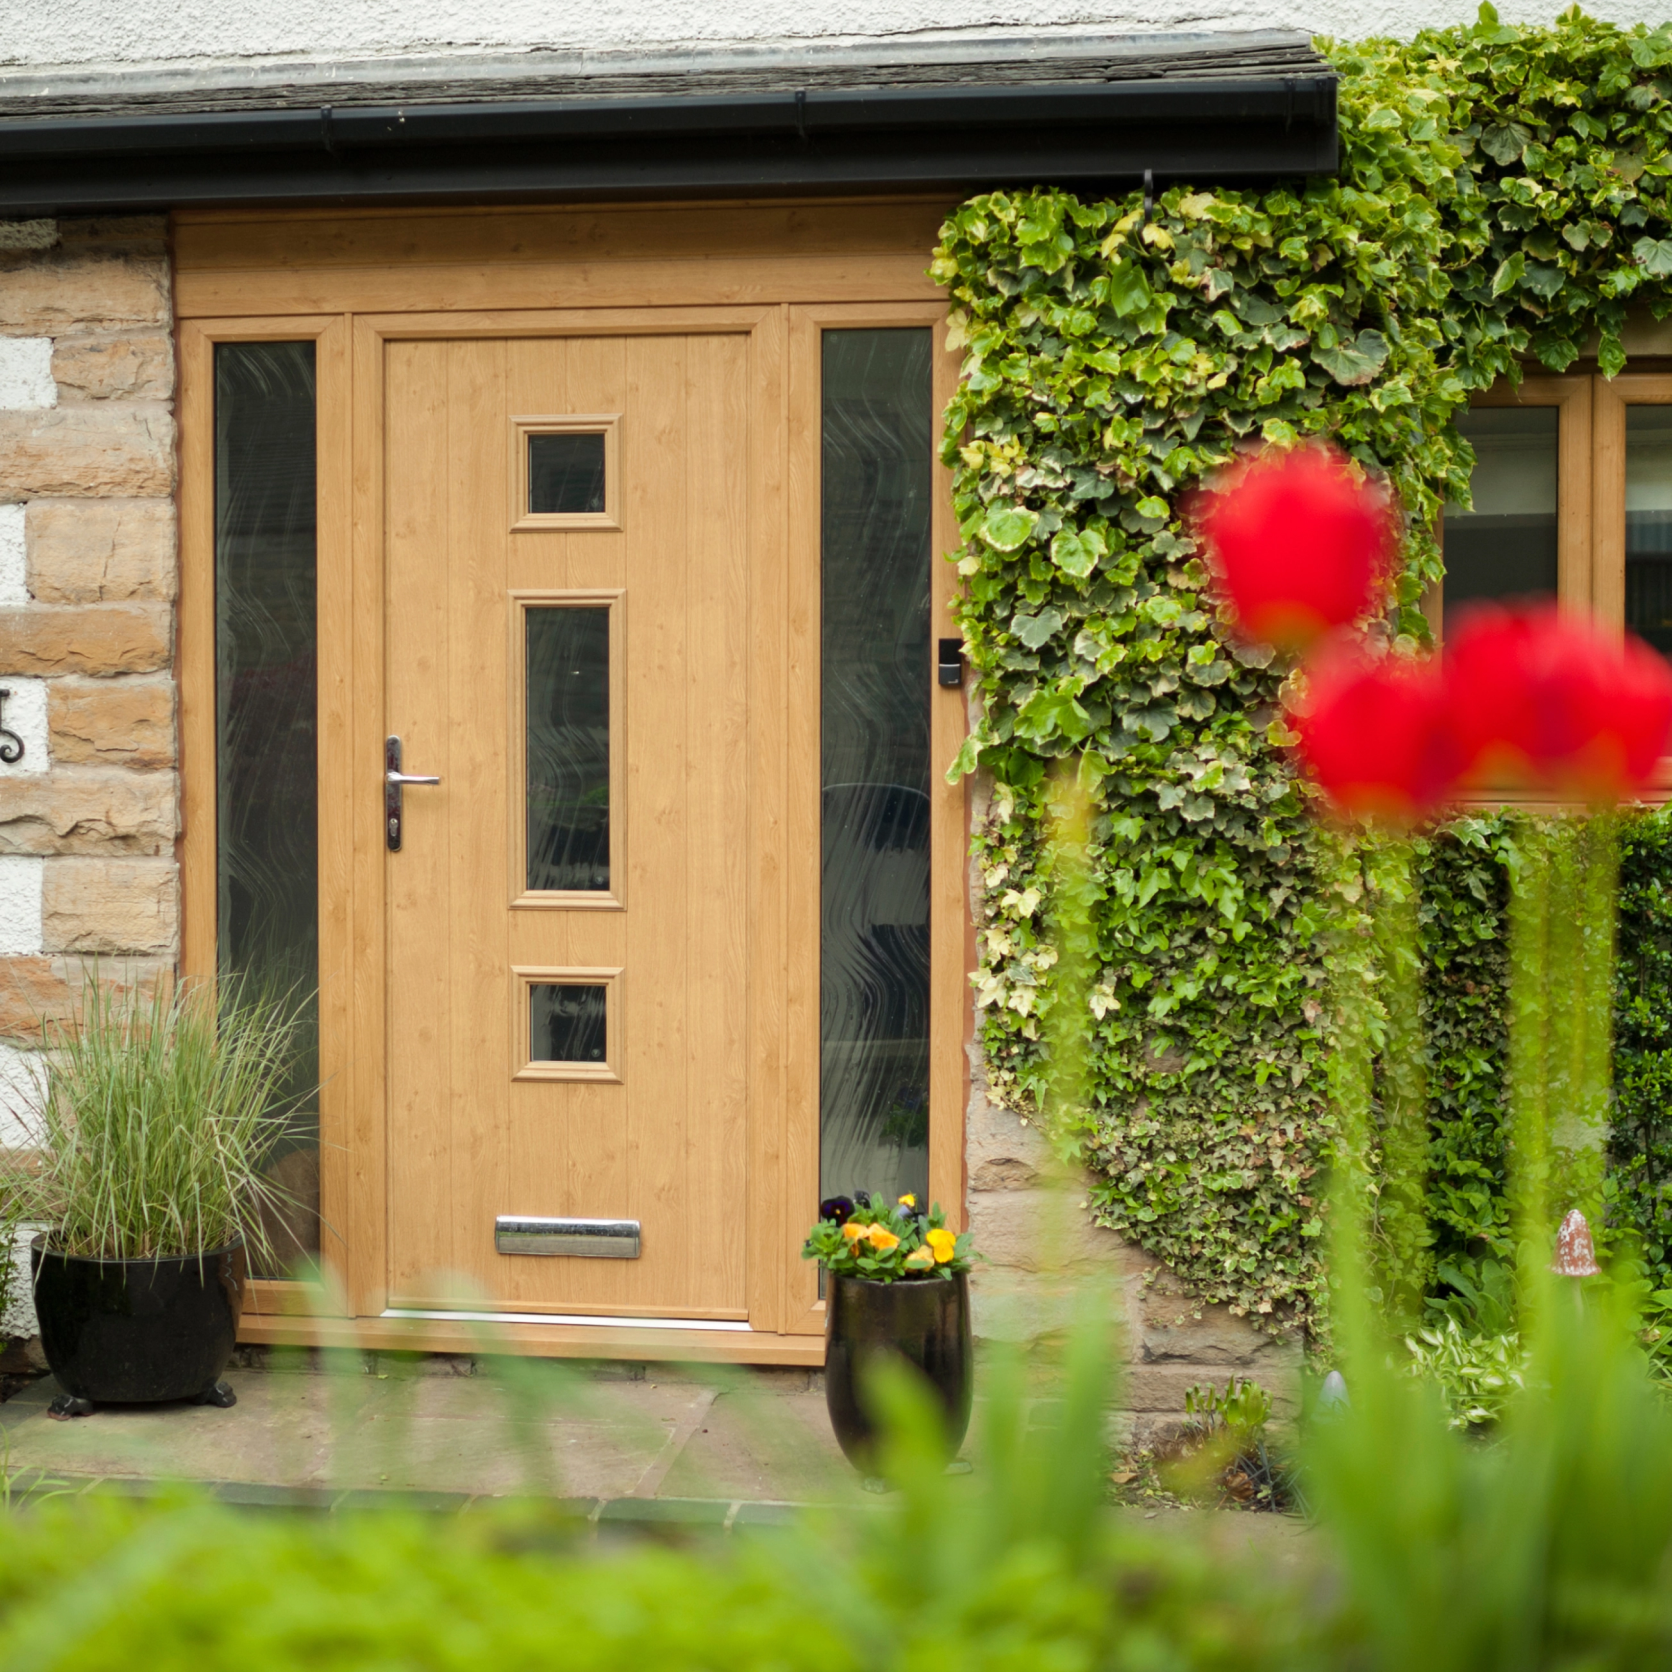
[0,1361,862,1510]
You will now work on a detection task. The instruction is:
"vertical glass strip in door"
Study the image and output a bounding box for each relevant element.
[214,342,320,1271]
[526,605,611,893]
[1626,407,1672,657]
[820,328,933,1209]
[1442,407,1559,632]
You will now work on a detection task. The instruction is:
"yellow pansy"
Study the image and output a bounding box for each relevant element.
[867,1224,900,1252]
[904,1245,935,1269]
[898,1193,917,1208]
[926,1227,957,1264]
[841,1220,867,1242]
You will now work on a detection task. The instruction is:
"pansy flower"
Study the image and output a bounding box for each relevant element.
[926,1227,957,1265]
[841,1221,866,1243]
[819,1196,855,1226]
[867,1225,900,1252]
[904,1245,935,1270]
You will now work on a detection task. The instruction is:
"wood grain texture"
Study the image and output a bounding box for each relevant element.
[1594,373,1672,633]
[383,326,763,1321]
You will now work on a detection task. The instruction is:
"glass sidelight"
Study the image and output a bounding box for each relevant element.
[1442,407,1560,630]
[819,328,934,1208]
[213,341,320,1268]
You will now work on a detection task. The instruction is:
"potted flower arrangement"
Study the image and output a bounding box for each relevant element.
[803,1191,975,1469]
[5,975,310,1418]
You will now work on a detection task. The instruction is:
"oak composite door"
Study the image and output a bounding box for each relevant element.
[381,325,775,1322]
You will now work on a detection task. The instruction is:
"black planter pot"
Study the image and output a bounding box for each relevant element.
[825,1270,972,1470]
[29,1235,246,1418]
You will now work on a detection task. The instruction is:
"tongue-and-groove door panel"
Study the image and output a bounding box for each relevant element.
[382,328,768,1320]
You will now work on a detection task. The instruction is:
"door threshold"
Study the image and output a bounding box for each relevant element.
[382,1308,752,1332]
[237,1311,826,1365]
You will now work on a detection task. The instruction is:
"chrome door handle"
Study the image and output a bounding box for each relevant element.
[385,736,441,852]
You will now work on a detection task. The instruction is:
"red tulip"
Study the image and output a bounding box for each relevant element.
[1189,444,1400,653]
[1290,639,1461,827]
[1444,604,1672,802]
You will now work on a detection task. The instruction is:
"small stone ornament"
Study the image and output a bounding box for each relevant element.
[1550,1208,1602,1278]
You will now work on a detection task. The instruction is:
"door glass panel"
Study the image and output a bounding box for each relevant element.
[526,606,611,893]
[820,328,933,1208]
[530,984,608,1064]
[529,431,606,515]
[1627,407,1672,656]
[214,341,319,1271]
[1442,407,1559,630]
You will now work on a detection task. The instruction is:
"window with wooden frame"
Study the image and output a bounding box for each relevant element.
[1439,372,1672,652]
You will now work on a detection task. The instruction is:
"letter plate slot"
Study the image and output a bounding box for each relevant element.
[494,1215,641,1259]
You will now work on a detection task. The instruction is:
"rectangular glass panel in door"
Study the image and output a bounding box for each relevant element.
[526,605,610,892]
[214,341,319,1269]
[1627,408,1672,656]
[1442,407,1559,631]
[820,328,932,1208]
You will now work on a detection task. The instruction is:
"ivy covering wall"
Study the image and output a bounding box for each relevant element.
[935,8,1672,1334]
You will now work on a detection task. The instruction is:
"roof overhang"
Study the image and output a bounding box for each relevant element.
[0,32,1338,215]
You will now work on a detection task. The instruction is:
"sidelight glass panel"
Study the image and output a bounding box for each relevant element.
[530,984,608,1064]
[1626,407,1672,657]
[529,431,606,515]
[526,606,611,892]
[820,328,933,1209]
[214,341,319,1270]
[1442,407,1560,631]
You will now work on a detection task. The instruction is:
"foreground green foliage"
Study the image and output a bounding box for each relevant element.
[935,9,1672,1331]
[4,1291,1672,1668]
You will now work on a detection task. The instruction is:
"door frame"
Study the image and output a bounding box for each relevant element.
[175,201,969,1364]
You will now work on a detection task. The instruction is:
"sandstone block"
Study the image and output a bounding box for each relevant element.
[41,856,178,955]
[0,767,176,855]
[0,953,171,1041]
[967,1184,1152,1277]
[52,333,174,402]
[0,604,170,675]
[0,405,173,498]
[49,676,174,768]
[0,248,170,333]
[26,497,176,602]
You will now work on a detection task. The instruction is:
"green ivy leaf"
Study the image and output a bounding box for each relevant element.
[982,504,1038,552]
[1108,260,1153,317]
[1635,236,1672,277]
[1314,329,1390,386]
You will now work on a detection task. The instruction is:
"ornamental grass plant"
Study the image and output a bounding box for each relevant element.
[7,974,313,1265]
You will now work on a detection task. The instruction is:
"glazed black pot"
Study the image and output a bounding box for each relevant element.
[825,1270,972,1470]
[29,1235,246,1417]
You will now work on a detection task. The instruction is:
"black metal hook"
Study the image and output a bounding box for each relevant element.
[1139,168,1155,231]
[320,105,339,160]
[795,88,808,144]
[0,688,23,766]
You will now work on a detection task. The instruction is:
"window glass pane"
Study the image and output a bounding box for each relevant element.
[529,431,606,515]
[1442,407,1559,630]
[530,984,608,1064]
[1627,407,1672,657]
[526,607,610,892]
[820,328,933,1209]
[214,341,319,1271]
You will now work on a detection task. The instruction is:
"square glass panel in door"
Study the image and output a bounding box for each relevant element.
[530,983,608,1064]
[214,340,319,1271]
[529,430,606,515]
[1442,408,1559,630]
[820,328,932,1209]
[1627,407,1672,656]
[526,606,611,893]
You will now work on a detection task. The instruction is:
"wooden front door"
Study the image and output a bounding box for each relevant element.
[380,321,782,1322]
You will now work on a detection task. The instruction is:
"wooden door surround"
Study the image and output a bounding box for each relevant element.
[175,201,968,1365]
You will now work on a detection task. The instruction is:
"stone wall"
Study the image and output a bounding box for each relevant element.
[0,215,177,1150]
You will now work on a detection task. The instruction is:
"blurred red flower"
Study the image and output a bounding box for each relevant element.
[1190,445,1400,653]
[1291,639,1461,827]
[1444,604,1672,803]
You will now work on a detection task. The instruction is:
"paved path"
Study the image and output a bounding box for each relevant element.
[0,1355,860,1521]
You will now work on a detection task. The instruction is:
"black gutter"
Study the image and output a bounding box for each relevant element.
[0,75,1336,214]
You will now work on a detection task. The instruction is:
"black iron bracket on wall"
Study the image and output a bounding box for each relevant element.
[0,73,1337,215]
